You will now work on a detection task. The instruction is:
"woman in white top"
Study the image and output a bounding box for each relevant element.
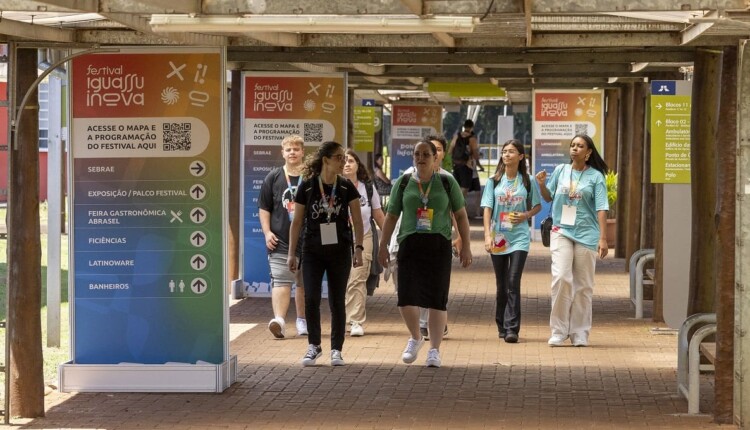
[343,149,385,337]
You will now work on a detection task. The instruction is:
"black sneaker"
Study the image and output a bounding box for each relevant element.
[301,344,322,367]
[504,332,518,343]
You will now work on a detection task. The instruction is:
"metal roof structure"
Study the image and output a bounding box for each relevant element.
[0,1,749,103]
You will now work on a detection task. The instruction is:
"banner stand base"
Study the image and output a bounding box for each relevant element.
[58,355,237,393]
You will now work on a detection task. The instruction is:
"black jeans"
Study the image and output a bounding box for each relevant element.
[302,242,352,352]
[490,251,528,336]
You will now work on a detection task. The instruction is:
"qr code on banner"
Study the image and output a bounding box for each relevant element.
[574,123,589,136]
[304,123,323,143]
[163,122,192,151]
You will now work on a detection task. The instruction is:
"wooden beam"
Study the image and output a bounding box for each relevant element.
[714,44,737,425]
[227,50,695,65]
[688,48,723,316]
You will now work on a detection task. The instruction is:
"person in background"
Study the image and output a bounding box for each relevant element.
[372,152,392,207]
[450,119,480,198]
[378,139,473,368]
[535,134,609,347]
[343,149,385,337]
[481,139,541,344]
[288,141,364,366]
[258,134,307,339]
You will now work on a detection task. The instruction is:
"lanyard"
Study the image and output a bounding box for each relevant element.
[568,165,585,198]
[415,172,435,208]
[283,166,302,197]
[318,175,338,223]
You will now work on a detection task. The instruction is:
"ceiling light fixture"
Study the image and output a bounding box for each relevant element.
[150,15,477,34]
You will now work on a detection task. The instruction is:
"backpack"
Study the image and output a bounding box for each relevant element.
[451,132,472,164]
[397,173,453,212]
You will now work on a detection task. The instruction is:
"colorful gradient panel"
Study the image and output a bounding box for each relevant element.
[70,48,225,364]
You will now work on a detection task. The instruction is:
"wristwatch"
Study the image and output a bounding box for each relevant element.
[355,244,365,251]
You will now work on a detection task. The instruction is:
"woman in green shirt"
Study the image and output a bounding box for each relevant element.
[378,140,472,368]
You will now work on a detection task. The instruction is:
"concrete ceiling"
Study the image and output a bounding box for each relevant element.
[0,0,749,104]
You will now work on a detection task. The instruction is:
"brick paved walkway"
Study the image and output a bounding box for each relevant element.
[19,222,734,429]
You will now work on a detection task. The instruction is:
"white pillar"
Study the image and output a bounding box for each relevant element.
[46,75,62,347]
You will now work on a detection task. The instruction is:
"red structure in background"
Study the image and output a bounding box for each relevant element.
[0,81,55,203]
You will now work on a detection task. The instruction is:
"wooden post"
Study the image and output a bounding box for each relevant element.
[604,88,619,170]
[8,45,45,417]
[640,121,656,250]
[615,83,632,259]
[624,83,647,262]
[227,70,241,285]
[714,45,737,424]
[688,48,723,316]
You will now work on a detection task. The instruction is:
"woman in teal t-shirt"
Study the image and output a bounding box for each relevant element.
[481,139,541,343]
[535,134,609,348]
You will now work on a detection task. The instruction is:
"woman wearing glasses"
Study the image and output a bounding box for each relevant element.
[288,141,364,366]
[378,139,472,368]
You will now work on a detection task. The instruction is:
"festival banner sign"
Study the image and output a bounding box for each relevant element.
[69,47,226,365]
[390,104,443,178]
[242,72,347,296]
[532,89,604,228]
[650,80,691,183]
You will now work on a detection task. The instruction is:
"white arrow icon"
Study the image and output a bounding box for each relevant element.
[655,120,663,127]
[191,278,208,294]
[655,103,663,110]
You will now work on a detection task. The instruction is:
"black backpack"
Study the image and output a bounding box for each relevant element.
[451,132,472,164]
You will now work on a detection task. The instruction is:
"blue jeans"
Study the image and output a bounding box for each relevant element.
[302,242,352,351]
[490,251,528,336]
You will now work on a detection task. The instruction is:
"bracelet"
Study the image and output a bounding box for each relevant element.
[355,244,364,251]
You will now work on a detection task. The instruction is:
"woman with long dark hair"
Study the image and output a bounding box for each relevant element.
[481,139,541,343]
[343,149,385,337]
[288,141,364,366]
[535,134,609,347]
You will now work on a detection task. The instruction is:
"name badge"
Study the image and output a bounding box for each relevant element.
[561,204,577,226]
[320,223,338,245]
[286,201,295,221]
[416,208,433,231]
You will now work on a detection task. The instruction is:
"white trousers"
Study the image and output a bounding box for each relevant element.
[549,231,597,337]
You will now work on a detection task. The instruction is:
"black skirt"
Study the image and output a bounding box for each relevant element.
[396,233,452,310]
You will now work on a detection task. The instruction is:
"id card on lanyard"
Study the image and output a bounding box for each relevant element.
[284,167,302,221]
[415,173,435,231]
[318,175,339,245]
[561,166,581,226]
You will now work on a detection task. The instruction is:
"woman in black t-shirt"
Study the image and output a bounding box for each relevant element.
[288,141,364,367]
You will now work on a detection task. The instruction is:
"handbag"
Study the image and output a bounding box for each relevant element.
[366,218,383,296]
[541,213,553,247]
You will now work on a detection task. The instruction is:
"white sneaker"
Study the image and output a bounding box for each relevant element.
[401,337,425,364]
[350,322,364,337]
[547,334,568,347]
[331,349,345,366]
[301,344,322,366]
[425,348,441,368]
[296,318,308,336]
[571,333,589,347]
[268,317,285,339]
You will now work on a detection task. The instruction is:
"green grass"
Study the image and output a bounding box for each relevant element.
[0,204,71,385]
